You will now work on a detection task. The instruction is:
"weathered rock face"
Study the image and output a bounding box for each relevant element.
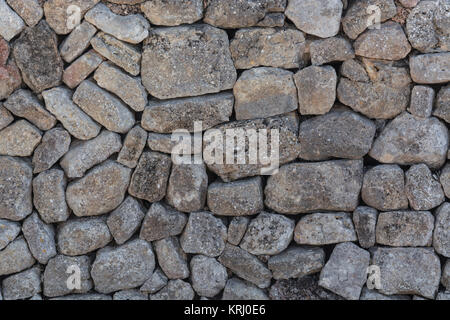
[433,85,450,123]
[141,25,237,99]
[0,219,20,250]
[265,160,363,214]
[141,0,203,26]
[150,279,194,300]
[410,53,450,84]
[140,269,167,294]
[434,203,450,257]
[0,105,14,131]
[0,0,25,41]
[222,278,269,300]
[2,267,41,300]
[0,59,22,101]
[405,164,444,210]
[190,255,227,298]
[22,212,56,264]
[0,120,42,157]
[353,206,378,249]
[107,196,145,245]
[0,237,35,276]
[227,217,249,246]
[59,21,97,63]
[408,85,435,118]
[441,164,450,198]
[32,128,71,174]
[64,50,106,88]
[117,126,147,169]
[310,36,354,65]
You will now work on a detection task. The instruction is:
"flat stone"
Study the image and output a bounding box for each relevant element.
[400,0,420,7]
[90,32,141,76]
[0,59,22,100]
[434,203,450,257]
[369,112,449,168]
[22,212,56,264]
[66,161,132,217]
[180,211,227,257]
[154,237,189,280]
[340,59,370,82]
[141,24,236,99]
[441,164,450,198]
[142,93,233,133]
[60,130,122,178]
[2,267,41,300]
[265,160,363,214]
[32,128,71,174]
[128,151,171,202]
[73,80,135,133]
[91,239,155,294]
[0,36,8,65]
[150,279,194,300]
[256,12,285,27]
[0,156,33,221]
[43,255,93,297]
[268,247,325,280]
[230,27,306,69]
[207,177,263,216]
[0,237,35,276]
[0,120,41,157]
[372,247,441,299]
[408,85,435,118]
[113,290,148,300]
[63,49,103,89]
[227,217,250,246]
[13,20,63,92]
[0,105,13,131]
[141,0,203,26]
[6,0,42,27]
[59,21,97,63]
[433,85,450,123]
[269,275,343,300]
[191,255,227,298]
[353,206,378,248]
[140,269,167,294]
[107,196,145,245]
[51,294,111,300]
[298,110,376,160]
[0,219,20,250]
[240,212,294,255]
[42,87,101,140]
[285,0,342,38]
[360,287,411,300]
[218,244,272,289]
[410,53,450,84]
[405,164,444,210]
[319,242,370,300]
[310,36,354,65]
[442,260,450,289]
[117,126,147,168]
[139,202,187,242]
[0,0,25,41]
[222,278,268,300]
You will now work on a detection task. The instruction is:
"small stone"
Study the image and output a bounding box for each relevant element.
[107,196,145,245]
[141,25,236,99]
[265,160,363,214]
[66,161,132,217]
[294,65,337,115]
[13,20,63,92]
[373,247,441,299]
[340,59,370,82]
[230,27,306,69]
[117,126,147,168]
[6,0,43,27]
[319,242,370,300]
[361,165,408,211]
[43,255,92,297]
[207,177,263,216]
[433,85,450,123]
[218,244,272,289]
[113,290,148,300]
[359,287,410,300]
[2,267,41,300]
[60,130,122,178]
[191,255,227,298]
[298,110,376,160]
[180,211,227,257]
[240,212,294,255]
[294,212,357,245]
[42,87,101,141]
[0,60,22,100]
[256,12,285,27]
[0,36,8,65]
[150,279,194,300]
[0,120,42,157]
[0,237,35,276]
[310,36,355,65]
[227,217,250,246]
[0,219,20,250]
[442,260,450,289]
[269,275,343,300]
[147,132,199,155]
[285,0,342,38]
[400,0,420,7]
[436,291,450,300]
[0,105,13,131]
[91,239,155,294]
[434,203,450,257]
[140,269,168,294]
[410,53,450,84]
[0,156,33,221]
[90,32,141,76]
[441,164,450,198]
[0,0,25,41]
[353,206,378,248]
[63,49,104,89]
[268,247,325,280]
[408,85,435,118]
[139,202,187,242]
[369,112,449,168]
[354,22,411,60]
[405,164,444,210]
[73,80,135,133]
[142,93,233,133]
[32,128,71,174]
[22,212,56,264]
[51,294,111,300]
[59,21,97,63]
[234,67,298,120]
[154,237,189,280]
[222,278,268,300]
[33,169,69,224]
[141,0,203,26]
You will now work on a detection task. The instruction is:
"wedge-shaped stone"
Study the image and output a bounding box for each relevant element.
[117,125,147,169]
[222,278,269,300]
[22,212,56,264]
[0,120,41,157]
[410,53,450,84]
[32,128,71,174]
[0,0,25,41]
[191,255,227,298]
[0,237,35,276]
[59,21,97,63]
[353,206,378,249]
[62,49,103,89]
[154,237,189,280]
[107,196,145,245]
[5,0,42,27]
[433,85,450,123]
[0,219,20,250]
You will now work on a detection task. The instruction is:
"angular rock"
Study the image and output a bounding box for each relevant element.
[408,85,435,118]
[150,279,194,300]
[0,105,13,131]
[0,59,22,100]
[265,160,363,214]
[441,164,450,198]
[66,161,132,217]
[113,290,148,300]
[6,0,42,27]
[310,36,355,65]
[405,164,444,210]
[434,203,450,257]
[256,12,285,27]
[62,49,103,89]
[0,120,41,157]
[117,126,147,168]
[32,128,71,174]
[154,237,189,280]
[0,237,35,276]
[400,0,420,7]
[222,278,268,300]
[0,0,25,41]
[59,21,97,63]
[340,59,370,82]
[22,212,56,264]
[443,260,450,289]
[433,85,450,123]
[227,217,250,246]
[353,206,378,248]
[141,25,236,99]
[141,0,203,26]
[2,267,41,300]
[0,219,20,250]
[410,53,450,84]
[107,196,145,245]
[269,275,343,300]
[191,255,227,298]
[140,269,168,294]
[360,287,411,300]
[0,36,8,66]
[147,132,199,155]
[51,294,111,300]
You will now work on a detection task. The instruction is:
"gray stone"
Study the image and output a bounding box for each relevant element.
[0,105,13,131]
[0,237,35,276]
[268,247,325,280]
[269,275,343,300]
[6,0,42,27]
[0,120,41,157]
[227,217,250,246]
[113,290,147,300]
[410,53,450,84]
[218,244,272,289]
[222,278,268,300]
[140,269,168,294]
[0,219,20,250]
[359,287,411,300]
[91,239,155,294]
[2,267,41,300]
[154,237,189,280]
[150,279,194,300]
[62,49,103,89]
[190,255,227,298]
[33,169,69,224]
[66,161,132,217]
[107,196,145,245]
[310,36,354,65]
[22,212,56,264]
[141,0,203,26]
[405,164,444,210]
[0,0,25,40]
[372,247,441,299]
[436,291,450,300]
[369,112,449,168]
[434,85,450,123]
[51,294,111,300]
[442,260,450,289]
[408,86,435,118]
[434,203,450,257]
[319,242,370,300]
[353,206,378,248]
[441,164,450,198]
[340,59,370,82]
[256,12,285,27]
[0,59,22,101]
[32,128,71,174]
[117,126,147,169]
[147,132,199,155]
[59,21,97,63]
[265,160,363,214]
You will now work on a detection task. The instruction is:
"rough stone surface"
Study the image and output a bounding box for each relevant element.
[190,255,227,298]
[141,0,203,26]
[405,164,444,210]
[22,212,56,264]
[32,128,70,174]
[0,219,20,250]
[227,217,249,246]
[147,132,199,155]
[310,36,354,65]
[408,85,435,118]
[62,49,103,89]
[2,267,41,300]
[113,289,147,300]
[269,275,343,300]
[154,237,189,280]
[107,196,145,245]
[353,206,378,248]
[410,53,450,84]
[117,126,147,169]
[360,287,411,300]
[0,237,35,276]
[150,279,194,300]
[59,21,97,63]
[443,260,450,289]
[0,0,25,41]
[433,85,450,123]
[0,120,42,157]
[0,59,21,101]
[0,105,13,131]
[441,164,450,198]
[140,269,167,294]
[222,278,269,300]
[434,203,450,257]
